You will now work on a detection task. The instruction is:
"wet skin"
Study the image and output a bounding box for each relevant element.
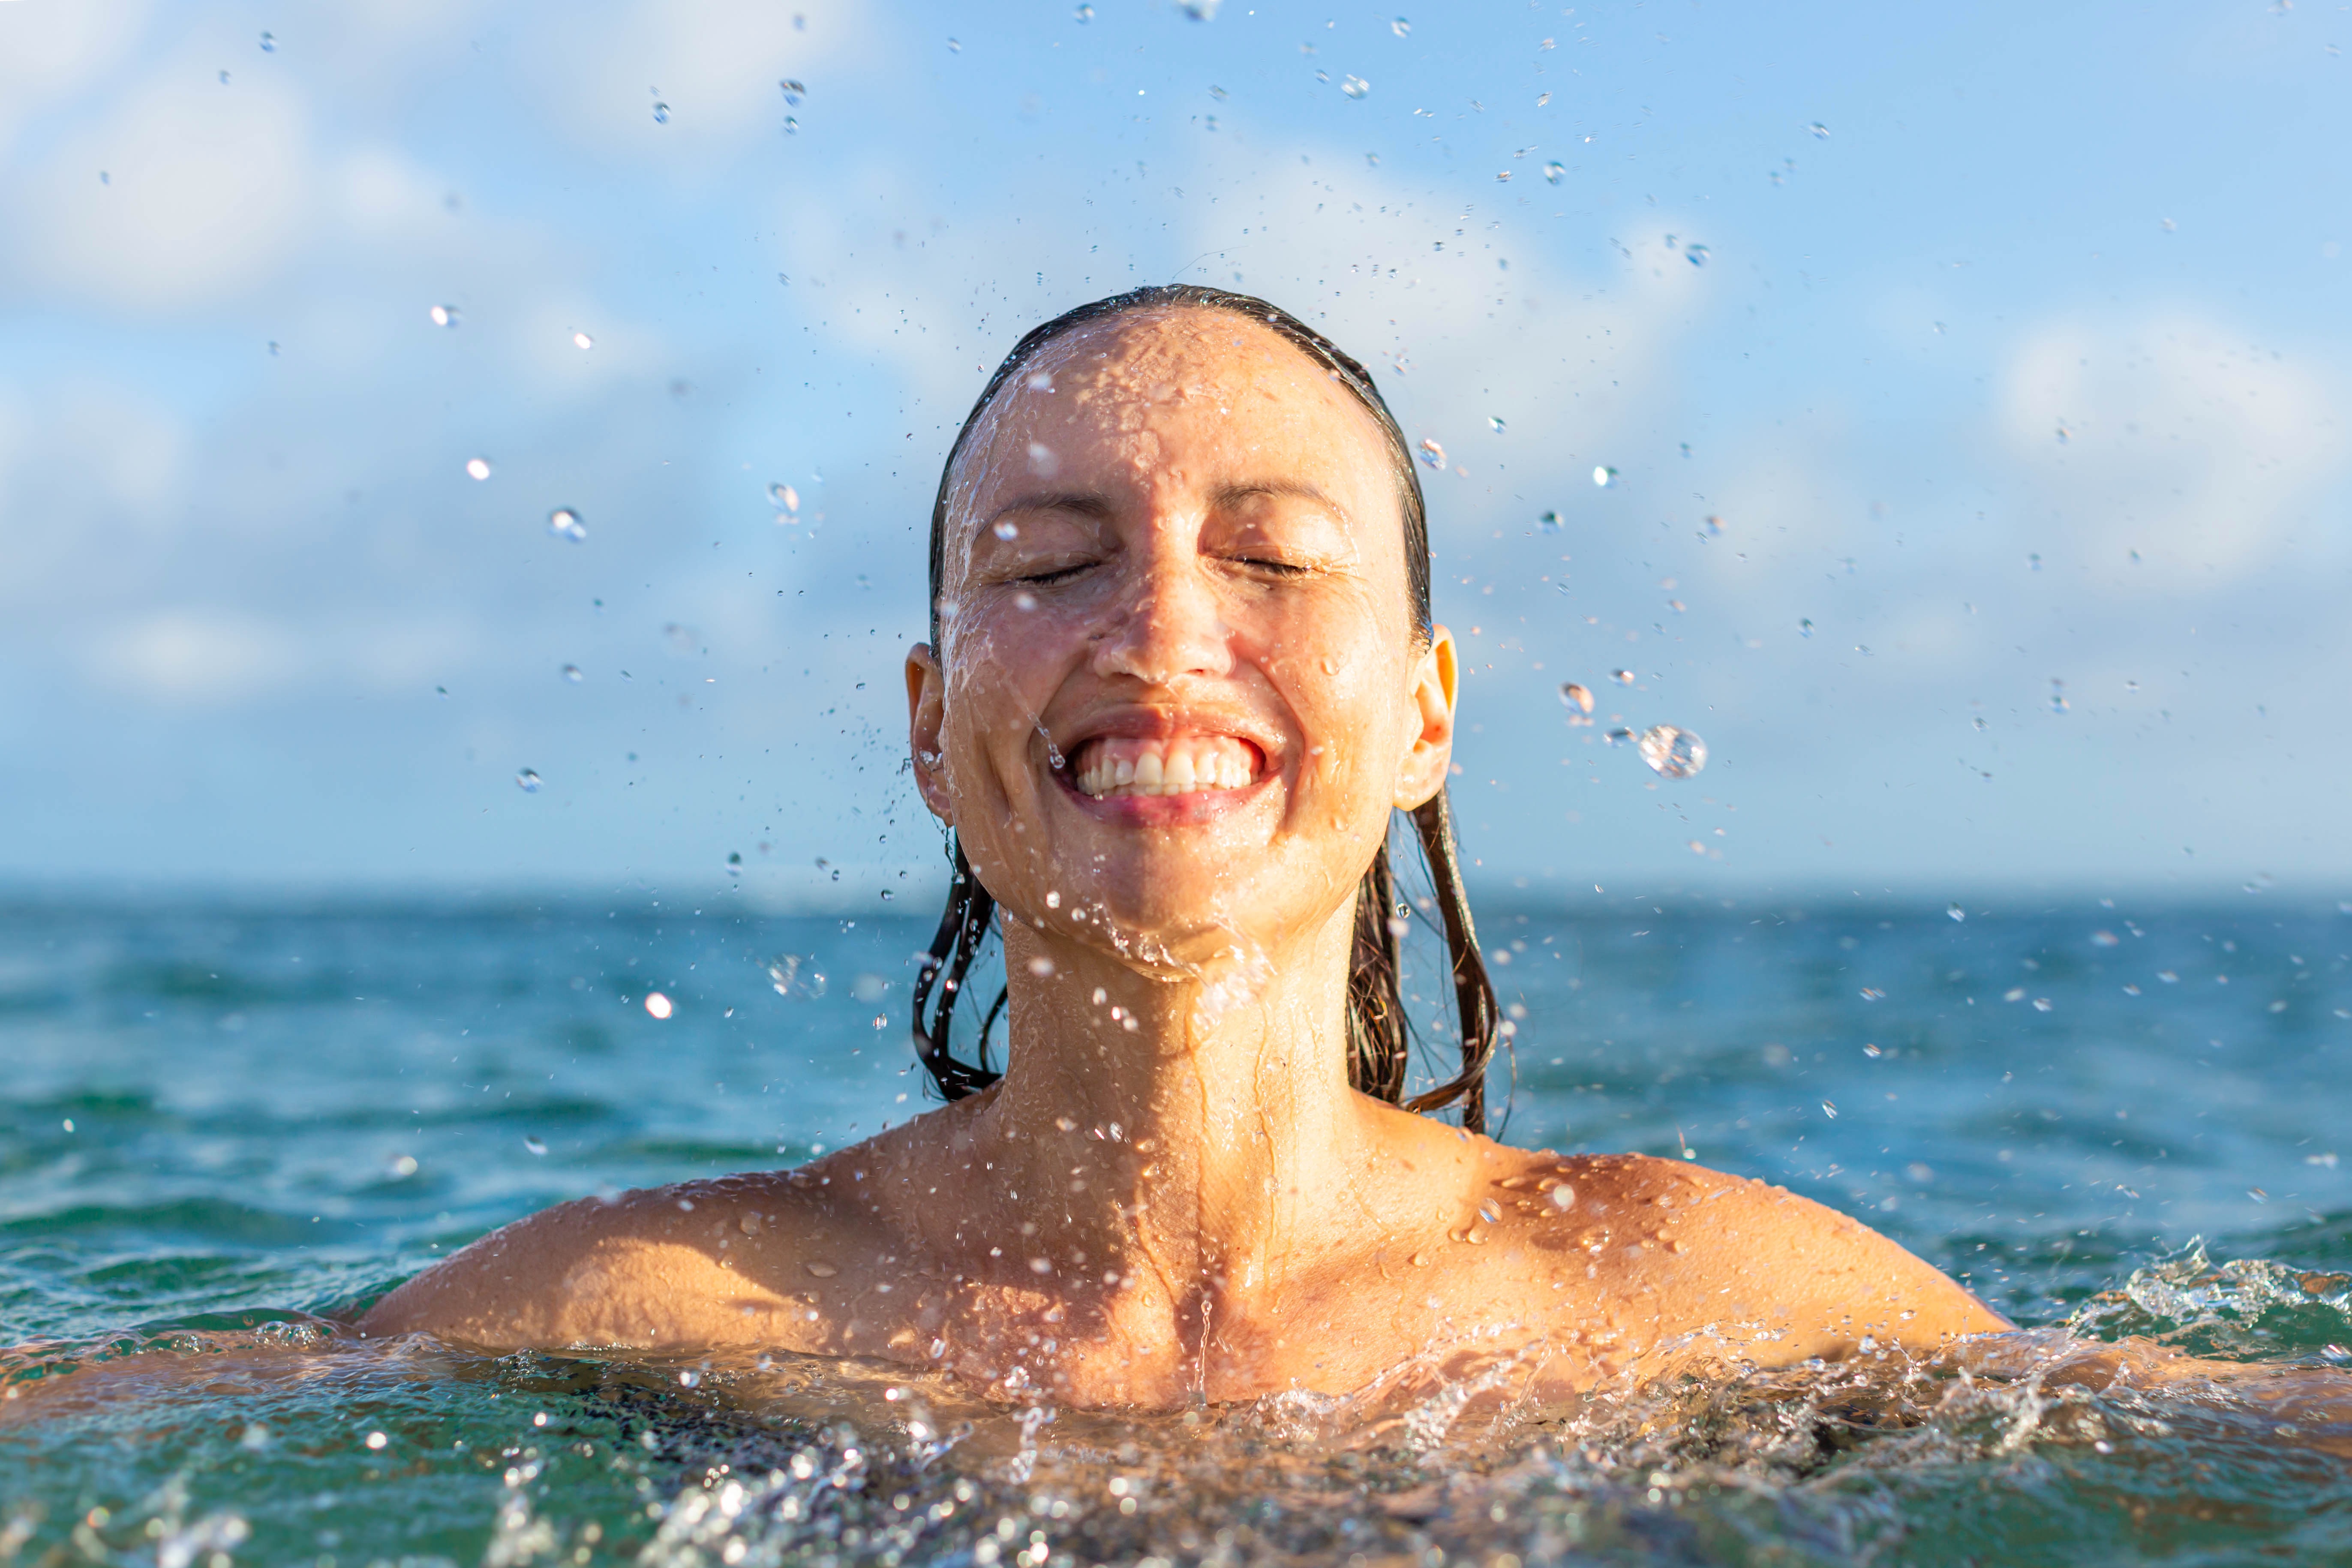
[361,308,2013,1408]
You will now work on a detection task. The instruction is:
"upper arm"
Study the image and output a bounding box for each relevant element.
[356,1185,821,1351]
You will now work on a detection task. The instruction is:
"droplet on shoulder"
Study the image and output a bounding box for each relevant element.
[1548,1184,1575,1211]
[805,1261,839,1278]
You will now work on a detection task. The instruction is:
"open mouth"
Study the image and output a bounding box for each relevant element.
[1064,734,1266,801]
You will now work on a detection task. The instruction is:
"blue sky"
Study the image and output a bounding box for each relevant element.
[1,0,2345,904]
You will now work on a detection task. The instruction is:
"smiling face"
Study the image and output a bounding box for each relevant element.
[908,308,1456,973]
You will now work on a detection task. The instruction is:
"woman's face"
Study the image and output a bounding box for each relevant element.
[908,309,1456,973]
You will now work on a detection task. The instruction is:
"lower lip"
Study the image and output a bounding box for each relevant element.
[1052,766,1274,825]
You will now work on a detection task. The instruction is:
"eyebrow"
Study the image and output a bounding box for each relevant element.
[976,479,1352,538]
[1211,479,1351,524]
[979,491,1117,534]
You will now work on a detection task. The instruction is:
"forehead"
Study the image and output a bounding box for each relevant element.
[959,307,1393,490]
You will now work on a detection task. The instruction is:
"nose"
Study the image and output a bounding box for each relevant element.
[1090,523,1233,687]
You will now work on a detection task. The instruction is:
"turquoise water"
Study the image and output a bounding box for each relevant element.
[3,894,2349,1564]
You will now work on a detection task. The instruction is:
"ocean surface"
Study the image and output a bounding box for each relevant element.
[3,892,2349,1565]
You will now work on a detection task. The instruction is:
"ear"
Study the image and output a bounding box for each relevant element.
[906,643,954,824]
[1393,624,1458,811]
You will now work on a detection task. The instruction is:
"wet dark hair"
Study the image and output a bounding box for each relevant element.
[909,285,1500,1132]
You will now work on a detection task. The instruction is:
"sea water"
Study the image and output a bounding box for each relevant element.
[2,893,2348,1564]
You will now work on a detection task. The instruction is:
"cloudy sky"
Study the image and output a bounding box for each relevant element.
[1,0,2345,904]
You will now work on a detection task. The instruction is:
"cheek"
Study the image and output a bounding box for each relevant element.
[1250,599,1414,799]
[939,605,1075,758]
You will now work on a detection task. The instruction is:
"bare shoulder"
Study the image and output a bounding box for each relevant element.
[1494,1149,2008,1365]
[356,1165,872,1352]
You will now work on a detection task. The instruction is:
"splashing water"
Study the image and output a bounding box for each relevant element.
[547,508,587,542]
[1341,75,1370,99]
[1592,465,1617,488]
[1637,725,1707,780]
[1417,438,1446,470]
[767,954,827,1000]
[514,769,542,792]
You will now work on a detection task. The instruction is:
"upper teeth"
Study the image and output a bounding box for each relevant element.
[1071,736,1258,799]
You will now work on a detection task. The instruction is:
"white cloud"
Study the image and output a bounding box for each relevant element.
[0,382,192,603]
[1999,313,2344,586]
[0,0,154,159]
[87,609,303,703]
[4,63,313,310]
[522,0,867,156]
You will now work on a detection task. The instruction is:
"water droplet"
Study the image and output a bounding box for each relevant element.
[645,991,674,1019]
[1808,121,1829,138]
[805,1260,840,1278]
[365,1431,388,1450]
[769,954,827,1000]
[573,331,594,350]
[769,482,799,513]
[259,31,276,51]
[946,37,961,51]
[1685,243,1710,267]
[1013,591,1038,611]
[1392,15,1410,36]
[1637,724,1707,779]
[1547,1184,1574,1211]
[1075,3,1095,19]
[524,1135,547,1155]
[1592,465,1618,488]
[2028,552,2042,571]
[1539,509,1562,532]
[677,1370,701,1388]
[465,457,491,481]
[652,102,671,123]
[547,507,586,542]
[780,78,806,105]
[562,664,583,683]
[387,1153,419,1178]
[429,304,459,328]
[1610,668,1634,685]
[1799,618,1814,637]
[219,69,231,85]
[515,769,542,792]
[1542,160,1565,184]
[1341,75,1370,99]
[783,116,798,134]
[1558,681,1594,714]
[1488,415,1505,434]
[1024,369,1057,394]
[1385,915,1411,938]
[1703,514,1723,535]
[1603,726,1634,746]
[1947,903,1966,922]
[1417,438,1446,469]
[1026,440,1058,476]
[2049,679,2069,713]
[1820,1099,1838,1118]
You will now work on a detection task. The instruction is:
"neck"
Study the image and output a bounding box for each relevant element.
[966,903,1370,1298]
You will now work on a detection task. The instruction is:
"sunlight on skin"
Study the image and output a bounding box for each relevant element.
[357,306,2020,1410]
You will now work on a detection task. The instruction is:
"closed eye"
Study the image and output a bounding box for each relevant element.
[1017,561,1097,585]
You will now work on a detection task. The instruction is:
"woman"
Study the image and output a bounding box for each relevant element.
[361,286,2017,1409]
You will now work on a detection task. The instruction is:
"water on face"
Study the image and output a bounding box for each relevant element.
[3,897,2349,1563]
